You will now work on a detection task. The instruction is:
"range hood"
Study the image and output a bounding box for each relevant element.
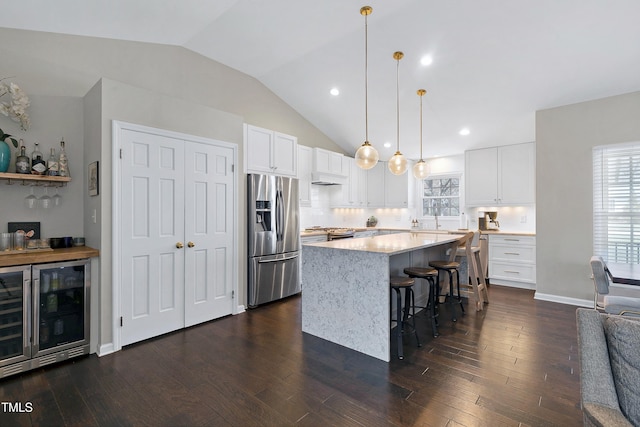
[311,172,346,186]
[311,148,347,185]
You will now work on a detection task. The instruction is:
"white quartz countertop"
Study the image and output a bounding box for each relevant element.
[303,232,458,255]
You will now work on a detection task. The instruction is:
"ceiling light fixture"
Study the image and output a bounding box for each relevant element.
[413,89,430,179]
[420,55,433,66]
[388,51,408,175]
[459,127,470,136]
[355,6,379,170]
[330,87,340,96]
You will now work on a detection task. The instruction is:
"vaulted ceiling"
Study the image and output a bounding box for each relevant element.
[2,0,639,159]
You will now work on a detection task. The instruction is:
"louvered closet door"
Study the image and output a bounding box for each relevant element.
[120,130,186,346]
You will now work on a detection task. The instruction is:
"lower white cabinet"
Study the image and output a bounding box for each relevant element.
[488,234,536,289]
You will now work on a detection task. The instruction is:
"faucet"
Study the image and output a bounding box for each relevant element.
[434,210,440,229]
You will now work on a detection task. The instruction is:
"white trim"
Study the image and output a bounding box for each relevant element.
[111,120,239,352]
[97,343,115,357]
[534,292,592,307]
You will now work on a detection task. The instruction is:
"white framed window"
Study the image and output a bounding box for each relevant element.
[593,142,640,263]
[421,174,461,217]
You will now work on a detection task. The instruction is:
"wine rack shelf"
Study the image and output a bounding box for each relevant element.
[0,172,71,186]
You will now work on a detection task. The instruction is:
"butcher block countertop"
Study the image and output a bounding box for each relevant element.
[0,246,100,267]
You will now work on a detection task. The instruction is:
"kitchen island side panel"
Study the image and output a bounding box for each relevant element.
[301,245,391,362]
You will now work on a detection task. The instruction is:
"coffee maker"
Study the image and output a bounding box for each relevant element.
[479,211,500,230]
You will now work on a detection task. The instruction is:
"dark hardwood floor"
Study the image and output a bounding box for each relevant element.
[0,285,583,426]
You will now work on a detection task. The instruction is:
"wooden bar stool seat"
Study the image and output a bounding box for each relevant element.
[403,266,439,337]
[429,231,474,322]
[390,276,420,360]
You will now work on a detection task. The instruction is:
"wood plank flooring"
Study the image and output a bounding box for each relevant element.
[0,285,583,426]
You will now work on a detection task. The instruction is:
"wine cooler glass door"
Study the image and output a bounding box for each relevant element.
[33,260,89,356]
[0,265,31,367]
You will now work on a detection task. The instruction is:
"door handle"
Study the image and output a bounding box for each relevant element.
[187,242,195,248]
[176,242,184,249]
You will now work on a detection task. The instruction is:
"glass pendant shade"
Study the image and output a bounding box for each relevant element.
[388,50,408,175]
[389,151,408,175]
[413,159,430,179]
[356,5,378,170]
[355,141,379,169]
[413,88,429,179]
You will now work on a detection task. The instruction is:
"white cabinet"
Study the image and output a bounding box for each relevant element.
[364,161,413,208]
[384,166,413,208]
[331,157,366,208]
[298,145,312,207]
[311,148,346,184]
[366,162,386,207]
[244,124,297,177]
[465,143,535,206]
[488,234,536,289]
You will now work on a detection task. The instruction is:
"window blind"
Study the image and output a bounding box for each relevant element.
[593,142,640,263]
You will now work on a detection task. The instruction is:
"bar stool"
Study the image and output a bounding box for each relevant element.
[429,231,474,322]
[390,276,420,360]
[403,266,439,337]
[455,230,489,311]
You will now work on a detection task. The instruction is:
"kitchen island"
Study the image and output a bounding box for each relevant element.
[301,232,459,362]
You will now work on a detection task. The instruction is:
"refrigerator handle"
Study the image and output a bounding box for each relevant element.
[276,189,284,241]
[258,254,299,263]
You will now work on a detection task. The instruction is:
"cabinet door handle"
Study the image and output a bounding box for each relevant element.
[504,270,520,274]
[176,242,184,249]
[505,238,520,242]
[504,252,520,255]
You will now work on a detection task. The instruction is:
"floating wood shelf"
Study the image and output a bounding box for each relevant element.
[0,172,71,186]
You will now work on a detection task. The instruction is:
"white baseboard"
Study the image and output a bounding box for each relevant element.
[235,304,246,314]
[534,292,592,307]
[97,343,116,357]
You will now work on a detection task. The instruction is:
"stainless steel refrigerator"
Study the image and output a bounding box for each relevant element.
[247,174,300,308]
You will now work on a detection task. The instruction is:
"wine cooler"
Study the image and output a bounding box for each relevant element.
[0,259,90,378]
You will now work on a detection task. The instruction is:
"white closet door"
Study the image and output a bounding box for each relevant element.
[120,129,186,346]
[184,142,235,326]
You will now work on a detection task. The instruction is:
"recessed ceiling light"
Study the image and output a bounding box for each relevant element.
[330,87,340,96]
[420,55,433,66]
[383,142,392,148]
[459,128,470,136]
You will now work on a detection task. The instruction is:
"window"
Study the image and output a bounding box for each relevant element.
[421,175,460,217]
[593,142,640,263]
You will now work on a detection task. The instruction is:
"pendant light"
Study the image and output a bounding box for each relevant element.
[355,6,379,170]
[413,89,431,179]
[388,51,408,175]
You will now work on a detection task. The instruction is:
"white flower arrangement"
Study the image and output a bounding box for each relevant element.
[0,78,30,132]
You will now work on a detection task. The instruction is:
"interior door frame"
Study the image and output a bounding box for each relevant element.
[111,120,239,353]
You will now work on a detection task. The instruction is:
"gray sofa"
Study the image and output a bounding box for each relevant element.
[576,308,640,427]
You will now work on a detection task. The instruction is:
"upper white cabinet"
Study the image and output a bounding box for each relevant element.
[312,148,346,184]
[465,142,535,206]
[244,124,297,177]
[331,156,366,208]
[364,161,413,208]
[366,162,386,207]
[298,145,312,207]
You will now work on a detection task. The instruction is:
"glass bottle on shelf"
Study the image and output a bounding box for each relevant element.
[58,138,69,177]
[47,147,59,176]
[15,141,30,174]
[31,142,46,175]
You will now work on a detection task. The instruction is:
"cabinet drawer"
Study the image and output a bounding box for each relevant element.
[489,243,535,263]
[489,235,535,246]
[489,261,536,283]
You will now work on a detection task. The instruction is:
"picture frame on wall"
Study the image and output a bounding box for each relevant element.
[89,161,99,196]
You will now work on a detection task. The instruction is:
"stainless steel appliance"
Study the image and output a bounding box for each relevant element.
[479,211,499,230]
[247,174,300,308]
[0,259,90,378]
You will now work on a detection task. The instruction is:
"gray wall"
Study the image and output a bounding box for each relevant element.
[536,91,640,304]
[0,27,345,353]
